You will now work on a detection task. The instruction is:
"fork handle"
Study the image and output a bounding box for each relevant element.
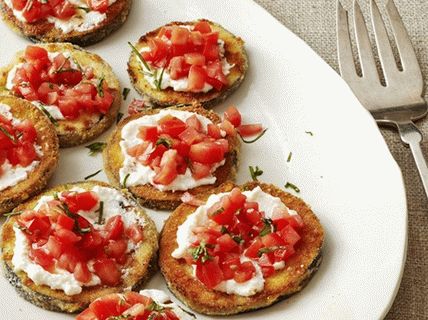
[397,121,428,197]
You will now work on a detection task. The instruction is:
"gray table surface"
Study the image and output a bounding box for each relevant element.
[254,0,428,318]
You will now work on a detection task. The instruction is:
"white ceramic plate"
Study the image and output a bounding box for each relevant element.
[0,0,407,319]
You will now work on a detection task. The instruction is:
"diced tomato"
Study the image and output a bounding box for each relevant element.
[29,248,54,272]
[233,261,256,283]
[93,258,121,286]
[24,46,49,70]
[141,144,168,166]
[261,233,286,248]
[219,254,240,280]
[195,256,223,289]
[127,141,151,158]
[138,126,158,141]
[22,1,41,23]
[158,117,187,137]
[224,106,242,127]
[46,236,64,259]
[147,38,169,63]
[237,124,263,137]
[279,225,301,246]
[87,0,109,13]
[128,99,146,115]
[193,21,212,34]
[26,216,51,234]
[207,197,235,226]
[105,239,128,259]
[203,42,220,61]
[206,60,228,86]
[286,215,304,229]
[190,162,211,179]
[244,237,263,258]
[207,123,222,139]
[189,31,204,46]
[171,26,190,45]
[126,223,145,244]
[153,149,178,185]
[185,114,203,132]
[11,0,26,10]
[216,233,238,252]
[220,119,236,136]
[158,26,173,39]
[187,65,206,92]
[55,228,81,244]
[189,141,225,164]
[105,216,124,240]
[74,261,92,283]
[14,142,38,167]
[258,254,275,277]
[229,188,246,209]
[178,127,205,145]
[76,308,98,320]
[184,52,206,66]
[89,294,127,320]
[52,0,76,19]
[169,56,188,80]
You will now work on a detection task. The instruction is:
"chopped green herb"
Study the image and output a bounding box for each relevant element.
[97,201,105,224]
[305,131,314,136]
[156,137,172,148]
[116,112,124,123]
[37,103,58,126]
[107,315,131,320]
[190,242,212,263]
[249,165,263,181]
[287,152,292,163]
[97,76,105,97]
[128,42,152,72]
[17,224,31,234]
[258,247,276,257]
[122,87,131,100]
[220,226,228,234]
[239,128,268,144]
[0,125,15,143]
[122,173,130,188]
[147,301,165,312]
[77,6,90,12]
[285,182,300,193]
[232,235,243,244]
[155,66,166,91]
[54,68,79,74]
[4,211,22,217]
[211,207,224,216]
[259,218,274,237]
[85,142,107,156]
[84,169,102,180]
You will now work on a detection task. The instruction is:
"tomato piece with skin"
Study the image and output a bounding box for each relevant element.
[22,1,41,23]
[158,117,187,137]
[105,239,128,260]
[195,256,223,289]
[153,149,178,185]
[88,294,128,320]
[220,119,236,136]
[55,228,81,244]
[52,1,76,19]
[207,123,222,139]
[178,126,205,145]
[190,162,212,179]
[126,223,145,244]
[11,0,26,10]
[105,215,124,240]
[189,141,225,164]
[224,106,242,127]
[138,126,158,142]
[216,233,239,252]
[169,56,189,80]
[279,225,301,245]
[233,261,256,283]
[29,248,55,272]
[237,124,264,137]
[245,238,264,259]
[76,308,98,320]
[87,0,109,13]
[184,52,206,66]
[93,258,121,286]
[74,261,92,283]
[194,21,212,34]
[127,141,151,159]
[171,26,190,46]
[45,235,65,259]
[185,114,203,132]
[187,65,206,92]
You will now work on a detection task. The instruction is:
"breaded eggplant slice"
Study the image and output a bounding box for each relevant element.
[0,43,121,147]
[0,180,159,313]
[159,181,324,315]
[0,95,59,215]
[0,0,132,47]
[103,104,240,211]
[128,19,248,108]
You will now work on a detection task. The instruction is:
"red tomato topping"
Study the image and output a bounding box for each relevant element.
[15,189,146,288]
[224,105,242,127]
[182,187,305,288]
[77,292,181,320]
[136,22,230,92]
[11,0,110,23]
[10,46,113,120]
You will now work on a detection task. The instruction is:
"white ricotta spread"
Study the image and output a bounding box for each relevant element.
[4,0,117,34]
[119,109,225,192]
[138,289,194,319]
[12,186,146,296]
[0,103,42,192]
[172,186,299,297]
[5,52,79,121]
[140,33,234,92]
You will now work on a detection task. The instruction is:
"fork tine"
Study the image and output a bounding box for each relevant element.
[370,0,399,84]
[386,0,422,81]
[337,1,358,82]
[353,0,379,82]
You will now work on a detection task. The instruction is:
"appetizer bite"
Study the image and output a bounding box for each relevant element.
[0,0,132,46]
[128,19,248,108]
[0,95,58,215]
[0,43,121,147]
[1,181,158,313]
[159,181,324,315]
[76,289,195,320]
[103,104,240,210]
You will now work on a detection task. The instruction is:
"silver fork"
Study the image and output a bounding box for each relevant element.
[337,0,428,197]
